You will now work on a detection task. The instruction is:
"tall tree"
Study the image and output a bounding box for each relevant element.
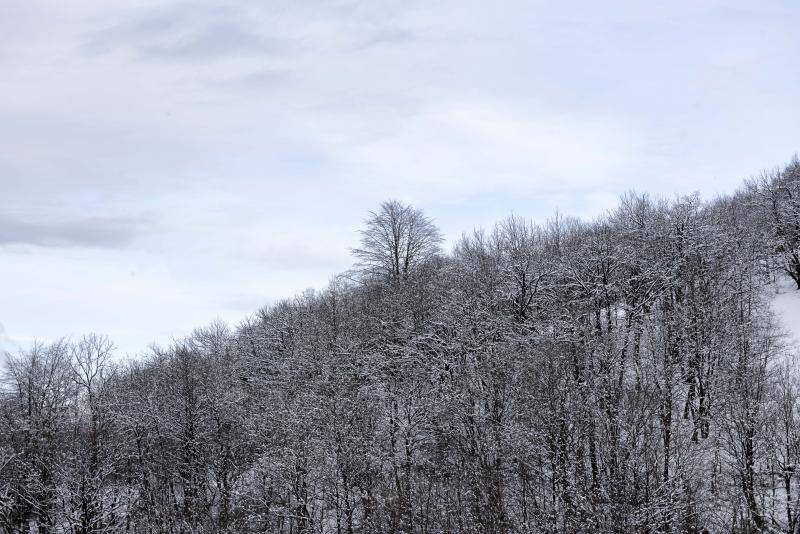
[352,200,443,282]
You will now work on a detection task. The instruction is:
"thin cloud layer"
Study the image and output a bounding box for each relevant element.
[0,215,148,248]
[85,4,278,60]
[0,0,798,354]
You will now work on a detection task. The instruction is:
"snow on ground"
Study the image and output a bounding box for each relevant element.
[769,275,800,354]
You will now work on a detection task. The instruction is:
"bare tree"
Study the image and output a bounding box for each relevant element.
[747,159,800,288]
[64,334,119,534]
[352,200,443,282]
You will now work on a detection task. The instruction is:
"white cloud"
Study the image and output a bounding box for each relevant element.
[339,102,639,199]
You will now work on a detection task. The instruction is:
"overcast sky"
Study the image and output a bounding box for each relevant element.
[2,0,798,356]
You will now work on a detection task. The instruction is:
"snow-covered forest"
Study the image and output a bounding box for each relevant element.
[2,159,800,533]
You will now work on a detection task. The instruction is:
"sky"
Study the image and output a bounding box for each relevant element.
[1,0,799,356]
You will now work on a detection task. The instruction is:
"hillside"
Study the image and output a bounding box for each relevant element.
[1,160,799,533]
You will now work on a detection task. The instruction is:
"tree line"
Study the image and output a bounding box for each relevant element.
[1,159,800,533]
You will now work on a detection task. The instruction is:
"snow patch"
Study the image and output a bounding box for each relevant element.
[769,275,800,352]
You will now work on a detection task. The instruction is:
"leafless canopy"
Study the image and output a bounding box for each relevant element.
[352,199,443,281]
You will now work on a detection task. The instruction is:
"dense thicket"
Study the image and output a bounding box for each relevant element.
[2,160,800,533]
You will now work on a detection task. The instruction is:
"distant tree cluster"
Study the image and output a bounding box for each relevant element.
[1,159,800,533]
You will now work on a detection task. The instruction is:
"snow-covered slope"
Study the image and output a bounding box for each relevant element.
[769,276,800,352]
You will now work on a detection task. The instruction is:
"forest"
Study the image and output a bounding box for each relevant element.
[2,159,800,534]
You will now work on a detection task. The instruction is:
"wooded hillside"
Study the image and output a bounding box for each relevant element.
[2,159,800,533]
